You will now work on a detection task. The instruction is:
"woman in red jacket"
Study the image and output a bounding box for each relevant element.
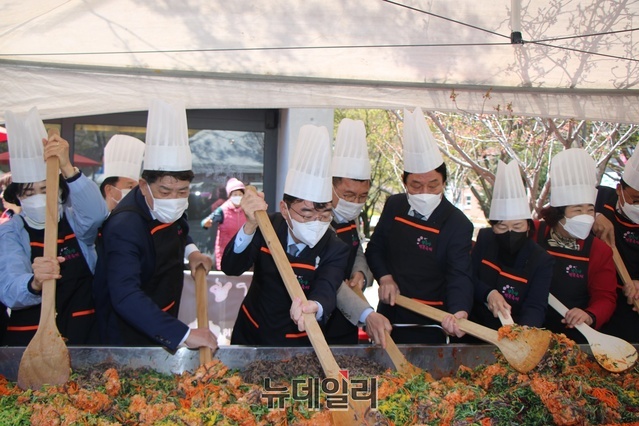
[535,148,616,343]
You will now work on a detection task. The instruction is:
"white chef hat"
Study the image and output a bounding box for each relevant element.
[103,135,145,181]
[144,99,192,171]
[489,160,531,221]
[550,148,597,207]
[5,107,47,183]
[403,107,443,173]
[622,147,639,191]
[331,118,371,180]
[284,124,332,203]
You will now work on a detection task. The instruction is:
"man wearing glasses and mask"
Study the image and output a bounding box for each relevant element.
[222,124,349,346]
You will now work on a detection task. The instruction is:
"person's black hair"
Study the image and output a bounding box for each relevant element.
[141,170,195,184]
[539,205,566,228]
[283,193,331,211]
[3,180,70,206]
[620,178,629,190]
[402,162,448,185]
[488,218,535,238]
[99,176,120,197]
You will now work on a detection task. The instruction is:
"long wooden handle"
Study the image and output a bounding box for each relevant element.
[395,295,500,345]
[254,210,342,378]
[254,210,362,425]
[194,266,212,365]
[611,247,639,312]
[40,155,61,327]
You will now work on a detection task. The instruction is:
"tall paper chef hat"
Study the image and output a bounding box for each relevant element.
[622,147,639,191]
[284,125,332,202]
[103,135,145,181]
[5,107,47,183]
[550,148,597,207]
[331,118,371,180]
[403,107,444,173]
[144,99,192,171]
[489,160,531,221]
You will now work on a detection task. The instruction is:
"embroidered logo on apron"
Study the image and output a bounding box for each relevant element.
[565,264,584,279]
[502,284,520,302]
[416,236,433,251]
[623,230,639,245]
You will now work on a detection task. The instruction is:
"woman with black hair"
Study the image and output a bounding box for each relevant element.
[0,107,108,345]
[535,148,616,343]
[471,161,554,330]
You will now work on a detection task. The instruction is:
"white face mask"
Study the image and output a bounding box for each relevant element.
[286,209,330,248]
[333,197,364,222]
[620,190,639,224]
[146,185,189,224]
[230,195,242,206]
[110,187,132,205]
[407,192,442,220]
[561,214,595,240]
[20,193,61,230]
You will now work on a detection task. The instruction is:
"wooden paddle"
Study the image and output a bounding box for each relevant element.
[17,130,71,390]
[610,246,639,313]
[251,204,374,425]
[350,285,425,378]
[547,293,637,373]
[194,266,213,365]
[395,295,551,373]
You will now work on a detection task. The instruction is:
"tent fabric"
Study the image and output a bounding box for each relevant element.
[1,0,638,122]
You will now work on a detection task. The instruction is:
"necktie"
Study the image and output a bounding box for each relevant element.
[288,244,299,257]
[412,210,425,220]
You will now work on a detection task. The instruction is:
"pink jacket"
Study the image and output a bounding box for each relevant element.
[214,199,247,270]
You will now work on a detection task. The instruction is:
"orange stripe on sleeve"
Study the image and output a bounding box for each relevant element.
[72,309,96,317]
[285,332,308,338]
[7,325,38,332]
[162,301,176,312]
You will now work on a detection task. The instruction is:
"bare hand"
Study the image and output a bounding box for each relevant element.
[378,275,400,306]
[441,311,468,338]
[240,189,267,235]
[364,312,392,349]
[347,271,366,290]
[290,296,319,332]
[185,328,219,353]
[188,251,213,275]
[593,213,615,247]
[624,280,639,305]
[43,130,74,178]
[202,218,213,229]
[486,290,512,319]
[31,256,65,292]
[562,308,593,327]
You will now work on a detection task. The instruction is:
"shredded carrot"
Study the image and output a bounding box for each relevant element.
[590,387,620,409]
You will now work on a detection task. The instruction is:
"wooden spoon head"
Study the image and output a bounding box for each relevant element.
[497,327,552,373]
[589,337,638,373]
[17,324,70,390]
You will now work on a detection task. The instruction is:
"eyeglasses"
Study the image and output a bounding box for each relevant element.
[287,205,333,223]
[333,187,368,204]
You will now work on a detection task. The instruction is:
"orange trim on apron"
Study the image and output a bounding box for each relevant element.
[394,217,440,234]
[285,331,308,338]
[260,247,316,270]
[72,309,96,317]
[162,301,176,312]
[546,250,589,262]
[412,298,444,306]
[242,304,259,329]
[481,259,528,284]
[336,224,357,234]
[30,233,77,248]
[150,223,173,235]
[6,325,38,332]
[604,204,639,228]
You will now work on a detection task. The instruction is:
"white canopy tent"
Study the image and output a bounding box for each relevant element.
[1,0,639,122]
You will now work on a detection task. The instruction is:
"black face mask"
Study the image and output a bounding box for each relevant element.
[494,230,528,255]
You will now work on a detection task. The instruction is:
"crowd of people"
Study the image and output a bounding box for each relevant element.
[0,102,637,355]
